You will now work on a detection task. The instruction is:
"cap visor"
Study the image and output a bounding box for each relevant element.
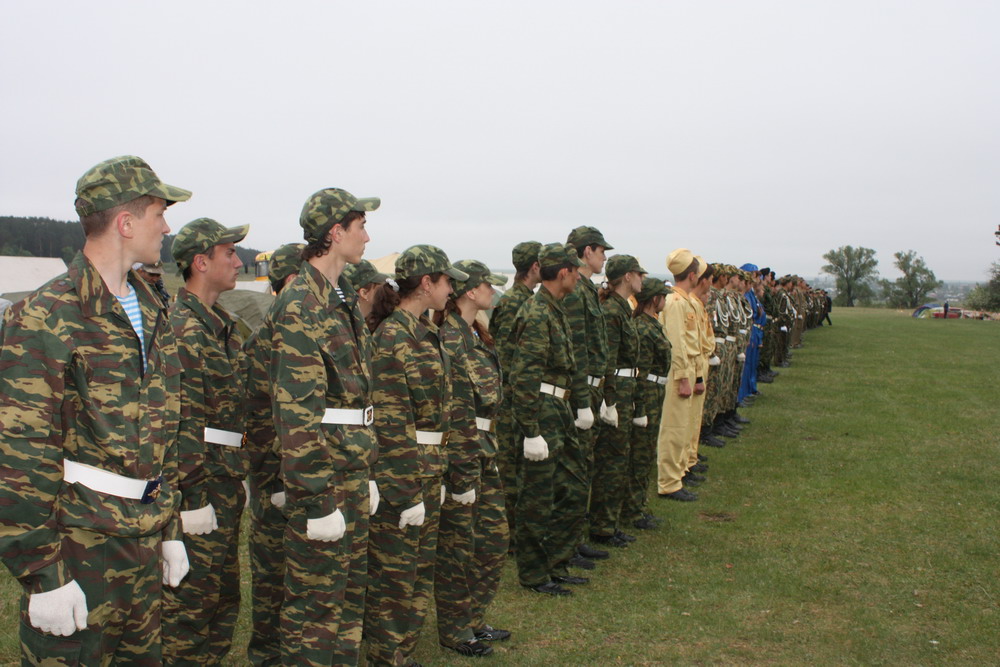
[352,197,381,212]
[219,224,250,245]
[486,273,508,286]
[445,266,470,281]
[151,182,192,206]
[637,265,648,274]
[568,255,584,267]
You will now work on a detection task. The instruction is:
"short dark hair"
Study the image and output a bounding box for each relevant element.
[79,194,156,238]
[672,259,699,283]
[303,211,365,261]
[182,245,216,282]
[540,263,573,281]
[575,243,600,259]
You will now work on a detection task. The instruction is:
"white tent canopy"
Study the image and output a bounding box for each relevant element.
[0,256,67,296]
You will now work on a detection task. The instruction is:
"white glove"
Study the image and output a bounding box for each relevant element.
[452,488,476,505]
[161,540,190,588]
[441,483,447,505]
[28,580,88,637]
[599,401,619,427]
[270,490,286,509]
[708,355,721,367]
[369,480,380,516]
[737,353,746,361]
[632,415,648,427]
[181,503,218,535]
[399,501,426,529]
[523,435,549,461]
[306,509,346,542]
[780,326,788,332]
[242,478,250,508]
[574,407,595,431]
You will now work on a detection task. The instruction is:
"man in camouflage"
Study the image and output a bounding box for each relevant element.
[271,189,380,666]
[164,217,251,665]
[243,242,303,667]
[508,242,589,596]
[0,155,190,665]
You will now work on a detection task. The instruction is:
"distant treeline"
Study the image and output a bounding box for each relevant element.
[1,216,262,271]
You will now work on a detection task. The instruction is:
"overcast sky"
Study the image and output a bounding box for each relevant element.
[2,1,998,281]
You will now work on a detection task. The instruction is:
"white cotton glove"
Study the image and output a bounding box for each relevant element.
[161,540,190,588]
[399,502,426,529]
[708,355,721,367]
[369,480,380,516]
[523,435,549,461]
[574,407,595,430]
[780,326,788,332]
[599,401,619,427]
[28,580,88,637]
[737,352,746,361]
[181,503,218,535]
[270,490,287,509]
[452,488,476,505]
[632,415,649,427]
[307,509,346,542]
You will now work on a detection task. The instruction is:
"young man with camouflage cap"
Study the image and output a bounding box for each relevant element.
[508,242,589,596]
[270,188,380,666]
[0,155,191,664]
[164,217,251,664]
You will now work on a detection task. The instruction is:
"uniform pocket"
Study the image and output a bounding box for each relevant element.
[20,621,83,665]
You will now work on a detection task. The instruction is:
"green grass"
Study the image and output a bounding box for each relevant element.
[1,308,998,665]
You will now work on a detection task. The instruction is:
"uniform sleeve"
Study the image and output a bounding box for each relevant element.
[442,333,480,494]
[661,296,700,382]
[0,308,72,593]
[243,331,281,495]
[173,315,212,512]
[510,306,548,439]
[372,339,424,508]
[602,306,623,407]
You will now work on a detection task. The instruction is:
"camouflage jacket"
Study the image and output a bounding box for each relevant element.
[635,311,671,417]
[509,285,586,438]
[0,252,182,594]
[563,276,608,409]
[447,313,502,459]
[601,291,643,417]
[371,308,451,508]
[243,305,281,496]
[439,311,483,494]
[271,262,376,519]
[171,288,249,512]
[489,281,533,380]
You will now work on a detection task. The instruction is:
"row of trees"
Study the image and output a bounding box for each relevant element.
[821,246,943,308]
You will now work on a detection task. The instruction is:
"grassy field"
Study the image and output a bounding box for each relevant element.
[0,308,997,665]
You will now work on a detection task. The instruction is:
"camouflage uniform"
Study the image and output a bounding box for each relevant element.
[0,156,190,666]
[508,244,588,587]
[272,189,380,667]
[365,245,467,667]
[164,217,252,665]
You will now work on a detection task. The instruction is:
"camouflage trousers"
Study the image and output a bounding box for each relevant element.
[494,390,518,549]
[590,384,636,538]
[514,394,577,586]
[281,469,371,667]
[572,386,602,546]
[365,476,442,667]
[163,476,245,666]
[701,362,723,428]
[622,382,664,524]
[19,527,161,667]
[435,456,509,646]
[247,480,286,667]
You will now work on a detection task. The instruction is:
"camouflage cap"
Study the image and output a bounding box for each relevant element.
[75,155,191,217]
[512,241,542,271]
[344,259,390,291]
[637,276,671,301]
[605,254,647,281]
[395,244,469,281]
[567,226,613,251]
[172,218,249,271]
[269,243,305,285]
[538,242,584,271]
[451,259,508,297]
[140,261,164,275]
[300,188,380,242]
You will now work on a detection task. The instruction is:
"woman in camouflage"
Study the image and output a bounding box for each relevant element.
[363,245,468,667]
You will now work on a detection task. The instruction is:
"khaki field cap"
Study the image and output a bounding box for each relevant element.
[172,218,249,271]
[605,254,647,281]
[451,259,508,297]
[269,243,305,284]
[75,155,192,217]
[695,255,708,279]
[300,188,380,242]
[538,242,584,271]
[511,241,542,271]
[666,248,695,275]
[566,226,613,251]
[344,259,390,291]
[395,245,469,281]
[637,277,671,301]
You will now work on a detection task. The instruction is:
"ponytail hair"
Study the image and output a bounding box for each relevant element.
[433,294,496,347]
[366,272,444,332]
[598,276,625,303]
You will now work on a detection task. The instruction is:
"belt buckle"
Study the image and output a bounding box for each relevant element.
[141,476,163,504]
[363,405,374,426]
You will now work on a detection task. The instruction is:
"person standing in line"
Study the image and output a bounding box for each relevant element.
[344,259,390,327]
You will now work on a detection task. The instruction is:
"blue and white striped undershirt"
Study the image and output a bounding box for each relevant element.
[115,283,146,372]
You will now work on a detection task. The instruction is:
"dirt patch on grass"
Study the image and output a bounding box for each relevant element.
[699,511,737,522]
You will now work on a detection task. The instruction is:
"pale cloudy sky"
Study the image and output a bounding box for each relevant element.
[1,1,998,281]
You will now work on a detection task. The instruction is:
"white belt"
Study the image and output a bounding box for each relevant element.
[205,427,243,448]
[739,329,747,335]
[63,459,161,503]
[586,375,603,387]
[725,336,736,343]
[476,417,494,432]
[645,373,668,385]
[322,405,374,427]
[714,337,725,344]
[415,430,444,445]
[539,382,569,400]
[614,368,636,378]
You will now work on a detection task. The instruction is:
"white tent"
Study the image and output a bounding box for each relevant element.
[0,256,67,296]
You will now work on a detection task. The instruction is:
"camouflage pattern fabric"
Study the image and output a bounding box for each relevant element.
[75,155,191,216]
[468,457,508,628]
[393,244,468,281]
[171,218,249,272]
[299,188,380,242]
[366,308,450,666]
[0,252,182,664]
[269,261,377,667]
